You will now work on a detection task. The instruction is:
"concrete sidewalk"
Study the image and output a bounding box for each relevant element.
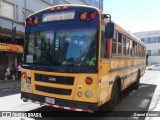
[0,80,20,90]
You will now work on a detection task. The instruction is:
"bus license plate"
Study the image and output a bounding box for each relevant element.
[45,97,55,104]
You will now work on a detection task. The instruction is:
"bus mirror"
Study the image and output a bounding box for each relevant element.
[105,22,114,39]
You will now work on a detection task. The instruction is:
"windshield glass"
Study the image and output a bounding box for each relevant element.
[25,27,98,67]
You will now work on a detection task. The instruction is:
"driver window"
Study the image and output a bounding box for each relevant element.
[101,30,109,59]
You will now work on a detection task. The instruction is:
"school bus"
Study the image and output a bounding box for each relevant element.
[21,4,146,113]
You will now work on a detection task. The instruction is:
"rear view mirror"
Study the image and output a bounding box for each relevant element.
[105,22,114,39]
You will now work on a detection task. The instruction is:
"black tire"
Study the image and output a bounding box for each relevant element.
[132,71,140,90]
[106,82,120,111]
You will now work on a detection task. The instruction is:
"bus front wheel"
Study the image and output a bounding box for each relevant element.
[107,82,120,111]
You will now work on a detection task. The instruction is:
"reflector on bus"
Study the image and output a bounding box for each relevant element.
[42,11,75,22]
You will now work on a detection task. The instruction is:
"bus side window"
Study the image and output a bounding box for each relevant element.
[126,38,130,56]
[135,43,137,56]
[118,33,122,54]
[129,39,133,56]
[137,44,140,57]
[143,47,146,57]
[123,36,127,56]
[133,41,135,57]
[140,45,142,57]
[112,31,117,54]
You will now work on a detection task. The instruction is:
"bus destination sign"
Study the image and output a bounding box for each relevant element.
[42,11,75,22]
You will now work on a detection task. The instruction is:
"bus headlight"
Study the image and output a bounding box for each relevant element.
[22,82,26,89]
[77,92,83,97]
[85,90,92,98]
[28,85,31,90]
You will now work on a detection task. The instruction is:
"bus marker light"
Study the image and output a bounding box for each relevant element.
[33,17,39,25]
[80,12,87,20]
[85,77,93,85]
[27,18,33,25]
[22,82,26,89]
[63,6,68,10]
[57,6,61,10]
[89,11,96,19]
[85,90,92,98]
[22,72,27,78]
[51,7,55,11]
[28,85,31,90]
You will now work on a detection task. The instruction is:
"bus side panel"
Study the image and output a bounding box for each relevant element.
[98,60,111,106]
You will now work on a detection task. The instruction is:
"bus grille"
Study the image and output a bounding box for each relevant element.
[35,85,72,95]
[35,74,74,85]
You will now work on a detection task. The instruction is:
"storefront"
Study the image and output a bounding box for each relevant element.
[0,43,24,80]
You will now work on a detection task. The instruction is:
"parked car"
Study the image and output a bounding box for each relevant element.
[146,64,160,71]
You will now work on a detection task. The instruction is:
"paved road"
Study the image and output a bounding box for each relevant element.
[0,71,160,120]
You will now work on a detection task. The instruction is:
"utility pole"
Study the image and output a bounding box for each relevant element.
[24,0,26,19]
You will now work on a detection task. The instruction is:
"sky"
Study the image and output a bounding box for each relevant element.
[103,0,160,33]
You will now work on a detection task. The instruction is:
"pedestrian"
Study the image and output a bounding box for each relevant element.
[5,66,10,81]
[11,63,16,80]
[17,63,22,80]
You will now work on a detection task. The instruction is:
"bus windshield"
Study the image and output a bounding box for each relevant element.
[26,27,98,67]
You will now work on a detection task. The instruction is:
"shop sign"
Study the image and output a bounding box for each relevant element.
[0,43,23,53]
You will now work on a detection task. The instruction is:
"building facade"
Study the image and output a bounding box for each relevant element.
[133,30,160,66]
[0,0,103,79]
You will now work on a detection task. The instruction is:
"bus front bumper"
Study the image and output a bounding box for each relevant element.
[21,92,98,113]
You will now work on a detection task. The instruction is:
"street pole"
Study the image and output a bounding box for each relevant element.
[24,0,26,19]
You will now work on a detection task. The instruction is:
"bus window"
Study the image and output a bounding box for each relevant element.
[101,30,108,58]
[27,31,54,64]
[112,31,117,54]
[118,33,122,54]
[126,38,130,56]
[140,45,142,57]
[123,36,126,56]
[132,41,136,57]
[137,44,140,57]
[55,28,98,67]
[129,40,133,56]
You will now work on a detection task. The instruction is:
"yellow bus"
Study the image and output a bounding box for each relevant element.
[21,4,146,113]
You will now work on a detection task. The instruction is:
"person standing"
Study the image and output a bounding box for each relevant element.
[17,63,22,80]
[5,66,10,81]
[11,63,16,80]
